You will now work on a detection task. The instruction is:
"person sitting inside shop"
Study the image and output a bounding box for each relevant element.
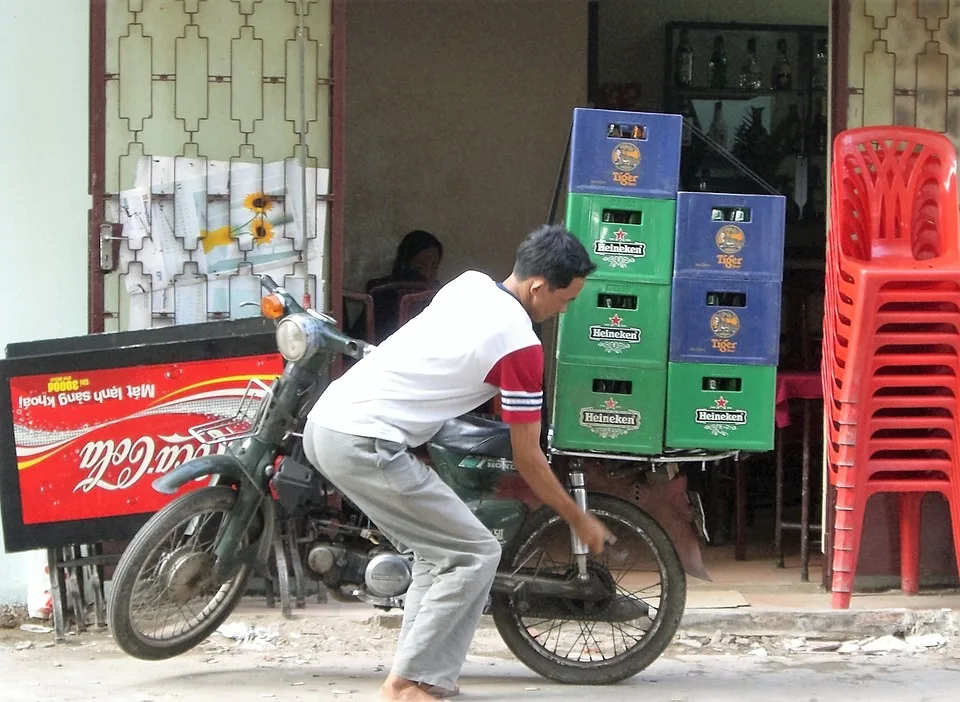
[365,230,444,343]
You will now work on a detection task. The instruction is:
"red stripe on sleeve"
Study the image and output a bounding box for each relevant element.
[484,345,543,424]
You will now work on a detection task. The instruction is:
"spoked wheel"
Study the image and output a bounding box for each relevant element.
[490,494,686,684]
[107,486,256,660]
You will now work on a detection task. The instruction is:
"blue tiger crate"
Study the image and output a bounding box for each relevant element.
[674,192,786,280]
[568,108,682,200]
[668,275,782,365]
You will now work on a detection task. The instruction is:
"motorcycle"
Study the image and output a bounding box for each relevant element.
[106,275,687,685]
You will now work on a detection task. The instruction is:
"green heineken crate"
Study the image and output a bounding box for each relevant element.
[565,193,677,283]
[551,362,667,455]
[664,362,776,451]
[557,279,671,367]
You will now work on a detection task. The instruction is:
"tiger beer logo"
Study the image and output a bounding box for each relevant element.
[579,397,640,439]
[695,396,748,437]
[710,309,740,354]
[715,225,745,254]
[710,309,740,339]
[715,225,745,269]
[612,143,640,172]
[611,143,640,187]
[589,313,641,349]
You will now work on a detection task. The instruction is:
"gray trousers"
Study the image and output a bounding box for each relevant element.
[303,422,502,691]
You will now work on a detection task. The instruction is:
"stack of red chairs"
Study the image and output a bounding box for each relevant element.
[823,126,960,609]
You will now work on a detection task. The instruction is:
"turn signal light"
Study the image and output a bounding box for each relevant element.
[260,294,285,319]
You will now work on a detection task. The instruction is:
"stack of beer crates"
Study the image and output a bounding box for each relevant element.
[551,107,787,456]
[551,107,683,455]
[664,191,786,451]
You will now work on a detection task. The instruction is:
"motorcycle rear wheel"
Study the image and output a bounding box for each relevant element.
[490,494,686,684]
[107,486,253,660]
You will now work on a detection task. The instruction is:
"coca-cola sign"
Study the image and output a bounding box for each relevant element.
[73,431,229,494]
[11,355,283,525]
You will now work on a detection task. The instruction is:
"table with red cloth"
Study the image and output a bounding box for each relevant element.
[773,370,823,581]
[776,371,823,428]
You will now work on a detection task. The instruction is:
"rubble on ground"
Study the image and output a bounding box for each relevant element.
[1,608,957,664]
[668,628,955,657]
[0,606,28,630]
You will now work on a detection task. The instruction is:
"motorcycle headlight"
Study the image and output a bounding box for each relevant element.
[276,315,321,362]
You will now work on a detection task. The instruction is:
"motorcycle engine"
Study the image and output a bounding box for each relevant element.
[272,457,331,518]
[307,544,412,598]
[364,552,413,598]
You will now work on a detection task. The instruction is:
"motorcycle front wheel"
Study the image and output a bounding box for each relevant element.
[490,494,686,684]
[107,486,254,660]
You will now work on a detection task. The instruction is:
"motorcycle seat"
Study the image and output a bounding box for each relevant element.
[430,413,513,459]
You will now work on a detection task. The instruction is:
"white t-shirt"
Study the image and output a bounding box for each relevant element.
[308,271,544,447]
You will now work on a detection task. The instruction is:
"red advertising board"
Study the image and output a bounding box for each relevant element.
[11,355,283,526]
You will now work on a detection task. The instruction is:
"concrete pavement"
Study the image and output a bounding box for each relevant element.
[2,630,960,702]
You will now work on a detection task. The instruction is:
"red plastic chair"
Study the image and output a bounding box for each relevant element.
[823,126,960,608]
[830,347,960,403]
[823,127,960,373]
[829,414,958,448]
[826,127,960,387]
[832,126,960,265]
[829,393,960,605]
[831,457,960,607]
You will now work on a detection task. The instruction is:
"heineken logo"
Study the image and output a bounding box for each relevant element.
[694,396,748,437]
[595,240,646,258]
[695,409,748,425]
[579,398,640,439]
[589,314,641,347]
[590,326,641,342]
[581,409,640,426]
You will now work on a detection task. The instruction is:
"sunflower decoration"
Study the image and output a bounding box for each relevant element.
[250,217,275,246]
[243,191,274,215]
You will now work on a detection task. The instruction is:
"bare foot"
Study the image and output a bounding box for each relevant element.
[420,683,460,698]
[379,674,439,701]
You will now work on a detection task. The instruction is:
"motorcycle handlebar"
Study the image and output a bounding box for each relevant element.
[317,321,373,360]
[259,274,281,293]
[258,273,374,360]
[259,274,306,315]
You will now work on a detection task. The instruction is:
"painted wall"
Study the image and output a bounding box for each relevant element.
[343,0,588,292]
[0,1,90,603]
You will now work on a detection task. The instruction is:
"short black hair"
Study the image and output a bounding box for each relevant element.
[513,225,596,289]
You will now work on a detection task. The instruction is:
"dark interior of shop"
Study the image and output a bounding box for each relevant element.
[337,0,836,582]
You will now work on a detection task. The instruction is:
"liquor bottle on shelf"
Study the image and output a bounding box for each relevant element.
[707,100,727,148]
[709,35,728,89]
[679,95,701,149]
[812,39,828,90]
[809,163,826,220]
[771,38,792,90]
[738,37,762,90]
[811,96,828,153]
[675,28,695,87]
[698,168,711,192]
[774,103,804,153]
